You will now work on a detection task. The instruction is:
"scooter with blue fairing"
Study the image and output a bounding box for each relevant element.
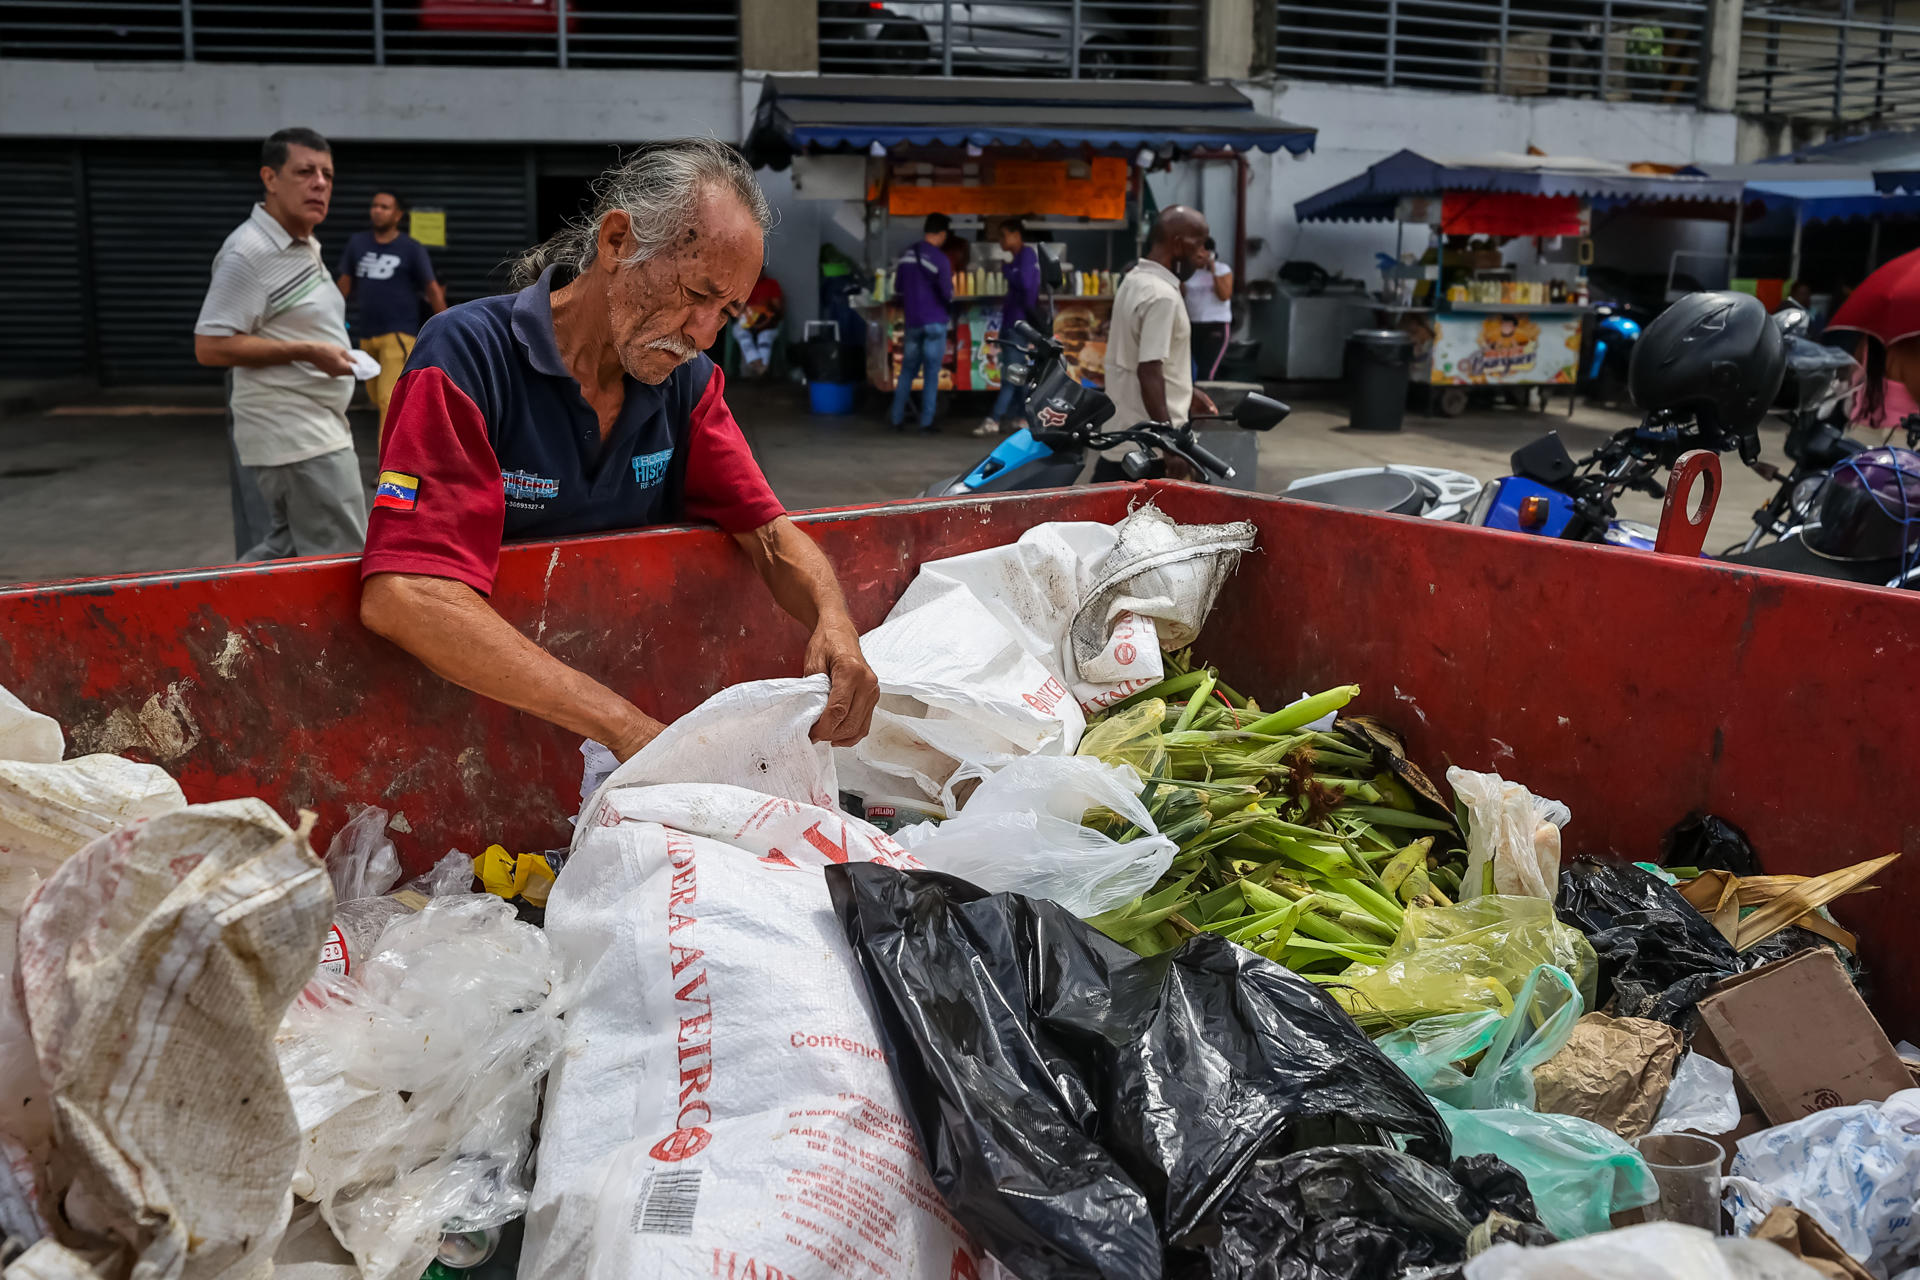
[920,322,1290,497]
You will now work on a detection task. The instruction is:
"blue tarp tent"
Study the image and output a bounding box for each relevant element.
[1295,150,1743,222]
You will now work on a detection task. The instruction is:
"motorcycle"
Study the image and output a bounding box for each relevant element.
[1730,308,1867,553]
[1585,300,1647,407]
[922,321,1290,497]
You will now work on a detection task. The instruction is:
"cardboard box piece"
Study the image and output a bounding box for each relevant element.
[1691,949,1911,1127]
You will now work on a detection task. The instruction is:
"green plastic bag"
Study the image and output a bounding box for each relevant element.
[1375,963,1583,1111]
[1328,896,1598,1031]
[1435,1100,1656,1240]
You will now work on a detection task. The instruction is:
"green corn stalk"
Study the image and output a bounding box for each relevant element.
[1242,686,1361,738]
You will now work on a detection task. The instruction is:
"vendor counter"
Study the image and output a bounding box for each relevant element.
[855,296,1114,393]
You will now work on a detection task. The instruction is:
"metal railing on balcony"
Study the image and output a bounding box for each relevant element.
[1740,4,1920,124]
[1273,0,1709,105]
[818,0,1205,81]
[0,0,739,68]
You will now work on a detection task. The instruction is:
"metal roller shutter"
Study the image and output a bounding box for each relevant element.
[83,142,265,386]
[82,141,534,385]
[0,143,89,379]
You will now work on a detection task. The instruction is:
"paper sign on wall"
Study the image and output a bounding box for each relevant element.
[410,208,447,247]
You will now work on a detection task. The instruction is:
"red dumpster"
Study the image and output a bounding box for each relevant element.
[0,482,1915,1033]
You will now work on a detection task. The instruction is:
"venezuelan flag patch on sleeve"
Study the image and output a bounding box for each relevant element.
[374,470,420,511]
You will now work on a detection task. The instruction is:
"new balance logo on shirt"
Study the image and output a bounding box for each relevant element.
[355,251,404,281]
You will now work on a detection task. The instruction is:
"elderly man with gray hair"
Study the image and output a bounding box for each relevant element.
[359,139,878,757]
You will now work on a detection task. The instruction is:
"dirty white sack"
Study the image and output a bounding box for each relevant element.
[0,753,187,917]
[17,799,332,1280]
[0,683,62,765]
[841,505,1254,808]
[523,676,975,1280]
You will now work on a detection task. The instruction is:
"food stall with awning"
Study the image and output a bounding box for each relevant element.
[1293,151,1743,413]
[1686,163,1920,300]
[745,76,1315,395]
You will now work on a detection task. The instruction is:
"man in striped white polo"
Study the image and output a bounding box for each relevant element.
[195,127,368,560]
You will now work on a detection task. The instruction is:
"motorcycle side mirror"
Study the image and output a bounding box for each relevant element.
[1774,305,1812,338]
[1510,432,1577,486]
[1233,393,1290,432]
[1120,448,1161,481]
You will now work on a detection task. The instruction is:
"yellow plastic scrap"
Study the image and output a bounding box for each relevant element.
[473,843,559,908]
[1326,895,1599,1033]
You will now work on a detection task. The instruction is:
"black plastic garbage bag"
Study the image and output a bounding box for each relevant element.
[1663,812,1762,877]
[1555,861,1741,1026]
[1196,1146,1550,1280]
[825,863,1453,1280]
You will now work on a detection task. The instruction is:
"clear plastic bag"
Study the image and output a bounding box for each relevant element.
[1376,964,1584,1112]
[1449,767,1571,900]
[896,755,1178,918]
[1467,1222,1836,1280]
[278,894,568,1280]
[1648,1052,1742,1137]
[1438,1100,1656,1241]
[1331,896,1599,1029]
[1075,698,1169,780]
[321,805,400,903]
[1725,1089,1920,1274]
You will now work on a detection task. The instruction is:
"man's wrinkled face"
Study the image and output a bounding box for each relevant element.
[598,190,762,385]
[262,144,334,229]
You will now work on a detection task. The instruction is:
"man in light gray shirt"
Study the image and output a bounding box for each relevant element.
[195,127,368,561]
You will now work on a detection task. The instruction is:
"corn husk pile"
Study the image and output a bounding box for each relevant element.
[1082,652,1469,979]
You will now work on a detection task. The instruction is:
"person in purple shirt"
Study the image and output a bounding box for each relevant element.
[889,212,953,433]
[976,217,1042,437]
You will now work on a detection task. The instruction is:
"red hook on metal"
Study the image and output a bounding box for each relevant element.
[1655,449,1722,558]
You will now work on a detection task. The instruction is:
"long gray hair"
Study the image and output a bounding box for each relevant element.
[511,138,773,288]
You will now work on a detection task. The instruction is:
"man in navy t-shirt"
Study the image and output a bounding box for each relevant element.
[335,191,447,440]
[359,141,879,760]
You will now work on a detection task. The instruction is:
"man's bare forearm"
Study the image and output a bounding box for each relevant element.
[732,516,855,633]
[360,572,661,753]
[1137,360,1171,424]
[195,333,320,369]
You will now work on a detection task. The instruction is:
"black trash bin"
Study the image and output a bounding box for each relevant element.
[1346,329,1414,432]
[799,338,844,383]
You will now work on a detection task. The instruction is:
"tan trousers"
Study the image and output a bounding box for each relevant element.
[359,331,417,445]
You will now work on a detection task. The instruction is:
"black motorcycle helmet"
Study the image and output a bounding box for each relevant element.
[1628,291,1785,461]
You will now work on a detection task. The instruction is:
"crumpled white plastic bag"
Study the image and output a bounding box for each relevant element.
[319,805,400,904]
[894,755,1177,917]
[1726,1089,1920,1277]
[1448,766,1571,900]
[1648,1052,1743,1137]
[1467,1221,1828,1279]
[277,893,568,1280]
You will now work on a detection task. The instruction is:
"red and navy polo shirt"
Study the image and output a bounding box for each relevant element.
[360,266,784,595]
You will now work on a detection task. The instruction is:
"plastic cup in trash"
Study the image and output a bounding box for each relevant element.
[1634,1132,1725,1233]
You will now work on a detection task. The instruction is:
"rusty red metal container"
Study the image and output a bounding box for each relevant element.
[1,482,1915,1033]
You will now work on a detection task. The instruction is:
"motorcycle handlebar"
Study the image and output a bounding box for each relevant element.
[1183,435,1237,481]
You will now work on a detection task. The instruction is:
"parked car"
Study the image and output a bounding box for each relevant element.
[819,1,1156,77]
